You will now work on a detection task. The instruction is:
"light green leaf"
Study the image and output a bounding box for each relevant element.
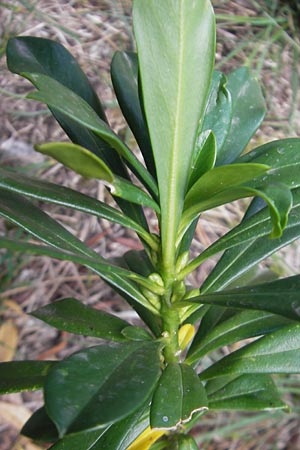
[25,72,158,198]
[0,361,55,394]
[35,142,114,182]
[200,323,300,380]
[150,363,207,429]
[133,0,215,271]
[45,341,161,436]
[31,298,132,341]
[188,131,216,190]
[207,374,288,411]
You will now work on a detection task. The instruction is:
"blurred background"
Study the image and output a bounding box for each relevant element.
[0,1,300,448]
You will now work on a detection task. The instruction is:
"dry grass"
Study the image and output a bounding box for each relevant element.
[0,0,300,449]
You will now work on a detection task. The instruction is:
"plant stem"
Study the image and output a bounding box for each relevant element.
[161,295,180,364]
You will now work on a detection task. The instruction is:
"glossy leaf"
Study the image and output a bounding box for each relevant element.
[111,51,156,177]
[25,73,158,198]
[31,298,132,341]
[0,361,54,394]
[207,374,287,411]
[200,71,232,155]
[150,363,207,429]
[0,188,97,258]
[200,323,300,380]
[92,404,150,450]
[50,428,107,450]
[0,238,159,316]
[188,275,300,323]
[182,187,300,279]
[186,310,292,365]
[188,131,216,190]
[0,167,155,247]
[201,189,300,293]
[216,67,266,165]
[239,138,300,190]
[35,142,114,182]
[45,342,161,436]
[134,0,215,269]
[22,407,59,442]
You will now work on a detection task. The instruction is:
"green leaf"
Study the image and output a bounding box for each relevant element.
[239,138,300,190]
[45,341,161,436]
[35,142,114,182]
[188,275,300,323]
[133,0,215,269]
[91,403,149,450]
[0,238,159,316]
[175,435,199,450]
[111,51,156,177]
[22,407,59,442]
[188,131,216,190]
[25,73,158,198]
[200,71,232,155]
[121,326,152,341]
[0,188,97,259]
[186,310,292,364]
[201,188,300,293]
[207,374,288,411]
[0,167,155,247]
[0,361,54,394]
[31,298,131,341]
[200,323,300,380]
[6,36,106,119]
[216,67,266,165]
[49,428,107,449]
[150,363,207,429]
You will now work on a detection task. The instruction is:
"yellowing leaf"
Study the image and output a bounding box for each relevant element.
[127,426,165,450]
[0,319,18,361]
[178,324,195,350]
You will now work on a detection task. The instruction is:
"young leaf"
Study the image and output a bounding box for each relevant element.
[25,73,158,198]
[45,341,161,436]
[186,310,292,364]
[188,275,300,322]
[188,131,216,190]
[36,142,160,214]
[0,167,155,247]
[150,363,208,429]
[207,374,288,411]
[200,323,300,380]
[133,0,215,273]
[31,298,132,341]
[0,361,55,394]
[111,51,156,177]
[216,67,266,165]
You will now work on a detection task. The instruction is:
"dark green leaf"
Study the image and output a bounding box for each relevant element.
[0,361,54,394]
[91,403,149,450]
[216,67,266,165]
[0,188,97,259]
[187,310,292,364]
[49,428,107,450]
[150,363,207,429]
[111,51,156,177]
[45,342,161,436]
[21,407,59,442]
[188,275,300,323]
[0,167,155,247]
[207,374,288,411]
[200,323,300,380]
[6,36,106,118]
[31,298,131,341]
[26,73,157,197]
[121,326,152,341]
[200,71,232,155]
